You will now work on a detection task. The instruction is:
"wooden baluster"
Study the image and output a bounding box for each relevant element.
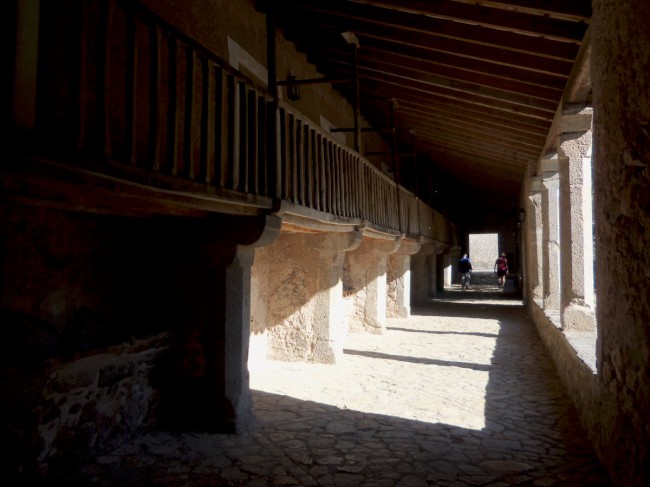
[289,114,297,202]
[98,0,112,158]
[321,140,329,213]
[212,66,224,187]
[315,133,323,211]
[297,119,305,205]
[246,89,257,194]
[179,45,194,178]
[165,35,178,175]
[343,152,349,217]
[148,22,161,171]
[278,108,288,199]
[257,94,267,196]
[306,127,314,208]
[237,81,248,191]
[124,6,136,164]
[225,75,236,189]
[199,55,209,182]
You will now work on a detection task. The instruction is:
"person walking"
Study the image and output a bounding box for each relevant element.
[458,253,473,290]
[494,252,509,289]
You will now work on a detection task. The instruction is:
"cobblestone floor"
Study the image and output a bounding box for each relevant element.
[48,285,611,486]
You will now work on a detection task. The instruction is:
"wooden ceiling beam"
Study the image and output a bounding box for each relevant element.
[307,42,568,92]
[361,102,546,151]
[391,111,546,150]
[357,32,572,78]
[344,0,588,42]
[425,158,525,187]
[416,135,540,166]
[447,0,592,22]
[385,102,549,140]
[357,62,559,109]
[360,92,551,135]
[431,152,526,182]
[415,131,537,165]
[282,0,581,59]
[308,50,562,102]
[360,78,555,121]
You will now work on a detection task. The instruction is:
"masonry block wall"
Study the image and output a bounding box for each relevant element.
[0,206,189,477]
[523,2,650,485]
[590,0,650,483]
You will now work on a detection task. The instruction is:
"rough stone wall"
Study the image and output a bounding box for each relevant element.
[0,206,182,480]
[342,259,365,332]
[386,256,400,317]
[343,240,389,334]
[0,205,249,480]
[36,335,167,477]
[590,0,650,483]
[251,232,321,362]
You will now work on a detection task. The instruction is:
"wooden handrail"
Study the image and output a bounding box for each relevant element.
[7,0,453,243]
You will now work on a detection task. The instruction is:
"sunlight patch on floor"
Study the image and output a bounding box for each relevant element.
[250,315,501,431]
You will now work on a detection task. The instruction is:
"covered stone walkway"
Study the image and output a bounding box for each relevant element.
[50,286,610,486]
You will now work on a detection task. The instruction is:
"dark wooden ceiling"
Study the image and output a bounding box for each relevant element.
[269,0,592,217]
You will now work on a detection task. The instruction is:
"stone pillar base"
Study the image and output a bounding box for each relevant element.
[394,305,410,319]
[562,302,596,331]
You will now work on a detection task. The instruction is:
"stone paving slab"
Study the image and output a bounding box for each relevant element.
[46,285,610,486]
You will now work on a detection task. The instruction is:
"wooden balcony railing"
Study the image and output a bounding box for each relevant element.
[6,0,454,244]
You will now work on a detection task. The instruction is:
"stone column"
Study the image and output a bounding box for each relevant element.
[410,244,435,305]
[162,214,281,434]
[345,236,401,334]
[313,232,363,360]
[558,106,595,331]
[540,154,561,311]
[442,253,453,287]
[251,229,361,364]
[434,243,450,294]
[387,238,421,318]
[428,251,438,297]
[527,177,545,301]
[224,216,281,431]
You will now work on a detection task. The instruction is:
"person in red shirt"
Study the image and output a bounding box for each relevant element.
[494,252,508,289]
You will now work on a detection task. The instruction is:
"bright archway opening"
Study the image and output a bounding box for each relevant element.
[468,233,499,271]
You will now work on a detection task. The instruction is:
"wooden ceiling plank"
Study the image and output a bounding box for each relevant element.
[392,111,546,150]
[359,53,562,101]
[357,63,560,109]
[361,77,555,121]
[288,23,572,77]
[425,156,525,184]
[344,0,588,42]
[447,0,592,22]
[388,102,549,140]
[310,41,568,90]
[416,132,537,164]
[426,145,528,170]
[283,1,581,59]
[361,93,551,135]
[358,32,572,78]
[361,102,547,149]
[309,50,562,102]
[417,131,541,162]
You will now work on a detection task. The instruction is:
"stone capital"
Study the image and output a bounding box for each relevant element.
[528,176,544,192]
[541,171,559,189]
[560,106,593,134]
[394,237,422,256]
[540,152,559,173]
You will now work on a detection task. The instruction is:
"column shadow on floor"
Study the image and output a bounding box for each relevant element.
[46,291,611,486]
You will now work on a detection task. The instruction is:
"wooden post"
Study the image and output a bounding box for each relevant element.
[266,0,279,198]
[352,42,361,153]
